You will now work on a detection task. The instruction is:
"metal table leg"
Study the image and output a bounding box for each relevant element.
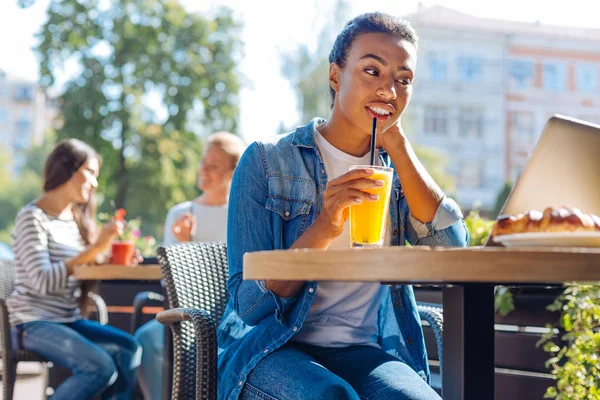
[442,284,495,400]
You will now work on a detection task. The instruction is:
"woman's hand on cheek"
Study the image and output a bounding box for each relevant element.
[377,121,407,153]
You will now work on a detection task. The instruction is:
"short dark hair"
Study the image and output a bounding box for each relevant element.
[328,12,419,106]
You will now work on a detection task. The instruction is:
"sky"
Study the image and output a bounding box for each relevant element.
[0,0,599,143]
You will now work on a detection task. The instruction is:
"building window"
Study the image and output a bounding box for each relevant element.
[458,56,482,82]
[576,64,598,93]
[424,106,448,135]
[14,115,31,150]
[458,160,482,189]
[459,108,484,138]
[509,60,534,89]
[13,85,34,102]
[0,108,7,125]
[12,133,30,150]
[543,62,566,92]
[427,52,448,82]
[510,111,535,142]
[19,108,30,120]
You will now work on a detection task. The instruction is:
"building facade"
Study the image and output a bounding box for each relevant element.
[405,5,600,211]
[0,70,55,173]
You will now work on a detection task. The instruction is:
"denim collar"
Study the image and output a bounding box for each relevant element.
[290,117,325,149]
[290,116,390,167]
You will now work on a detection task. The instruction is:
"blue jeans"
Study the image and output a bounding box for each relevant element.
[12,319,142,400]
[241,343,440,400]
[134,319,164,400]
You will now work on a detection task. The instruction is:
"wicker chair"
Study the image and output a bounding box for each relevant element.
[129,290,165,334]
[155,243,445,400]
[156,242,229,400]
[416,301,444,382]
[0,259,109,400]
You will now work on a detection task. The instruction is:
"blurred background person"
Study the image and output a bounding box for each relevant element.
[7,139,142,400]
[135,131,246,400]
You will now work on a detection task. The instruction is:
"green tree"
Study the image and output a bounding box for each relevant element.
[24,0,244,237]
[0,143,47,245]
[280,0,352,122]
[412,146,455,195]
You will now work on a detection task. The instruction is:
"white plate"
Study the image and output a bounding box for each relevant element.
[493,232,600,248]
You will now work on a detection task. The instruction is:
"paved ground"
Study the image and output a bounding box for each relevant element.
[0,362,46,400]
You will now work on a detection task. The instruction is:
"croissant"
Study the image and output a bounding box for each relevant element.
[492,206,600,236]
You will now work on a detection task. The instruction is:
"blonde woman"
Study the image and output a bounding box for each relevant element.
[136,131,246,400]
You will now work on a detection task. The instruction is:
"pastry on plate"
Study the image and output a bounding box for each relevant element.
[492,206,600,237]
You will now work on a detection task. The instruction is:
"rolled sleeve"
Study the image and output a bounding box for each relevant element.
[233,280,297,326]
[409,196,464,239]
[255,281,298,321]
[406,196,469,247]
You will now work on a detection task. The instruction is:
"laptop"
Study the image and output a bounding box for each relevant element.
[486,114,600,246]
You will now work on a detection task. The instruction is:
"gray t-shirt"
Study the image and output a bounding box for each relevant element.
[162,201,228,245]
[290,129,386,348]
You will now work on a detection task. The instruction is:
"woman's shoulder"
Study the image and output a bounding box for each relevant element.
[243,118,322,171]
[12,204,50,238]
[166,201,193,218]
[15,203,47,225]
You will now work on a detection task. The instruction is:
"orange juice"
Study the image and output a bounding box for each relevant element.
[349,165,393,247]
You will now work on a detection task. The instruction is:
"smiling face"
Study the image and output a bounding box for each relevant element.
[197,144,235,193]
[66,157,99,204]
[329,32,417,136]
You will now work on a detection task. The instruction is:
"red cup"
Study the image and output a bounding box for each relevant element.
[111,241,135,265]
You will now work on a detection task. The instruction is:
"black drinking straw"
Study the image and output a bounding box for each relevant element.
[369,117,377,165]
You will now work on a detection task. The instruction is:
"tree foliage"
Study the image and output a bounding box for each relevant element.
[23,0,244,238]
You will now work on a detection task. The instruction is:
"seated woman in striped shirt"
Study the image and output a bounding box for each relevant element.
[6,139,141,400]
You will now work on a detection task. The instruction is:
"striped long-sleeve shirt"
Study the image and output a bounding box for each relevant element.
[6,204,84,326]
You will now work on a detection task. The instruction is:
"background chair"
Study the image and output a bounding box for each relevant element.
[416,301,444,392]
[0,259,109,400]
[156,242,229,400]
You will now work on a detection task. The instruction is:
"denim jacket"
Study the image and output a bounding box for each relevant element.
[217,118,469,400]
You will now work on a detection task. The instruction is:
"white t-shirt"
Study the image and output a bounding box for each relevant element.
[162,201,228,245]
[291,129,386,348]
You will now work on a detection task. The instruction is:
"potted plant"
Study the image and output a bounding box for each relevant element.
[110,208,141,265]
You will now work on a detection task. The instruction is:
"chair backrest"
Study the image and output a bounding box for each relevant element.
[156,242,229,400]
[157,242,229,323]
[0,259,16,358]
[0,260,16,300]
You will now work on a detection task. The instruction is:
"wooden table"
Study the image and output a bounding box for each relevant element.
[73,264,162,281]
[244,246,600,400]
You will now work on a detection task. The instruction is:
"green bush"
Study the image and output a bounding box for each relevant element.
[464,209,495,247]
[539,284,600,399]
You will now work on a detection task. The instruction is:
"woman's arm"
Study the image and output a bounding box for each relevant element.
[381,124,444,224]
[227,143,298,326]
[229,144,385,326]
[163,205,184,245]
[14,208,123,296]
[379,123,469,247]
[13,209,103,294]
[404,196,470,247]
